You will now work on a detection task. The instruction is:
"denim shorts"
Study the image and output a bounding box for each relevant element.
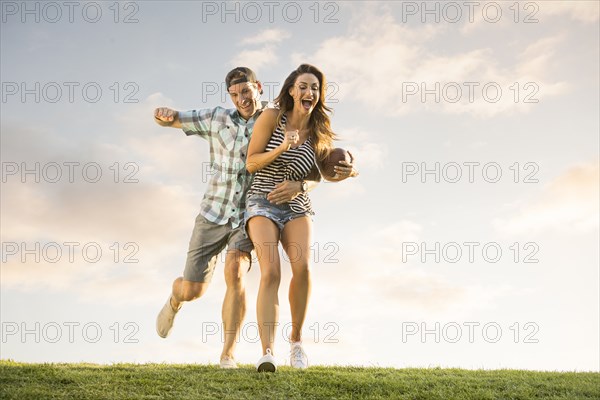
[244,193,311,234]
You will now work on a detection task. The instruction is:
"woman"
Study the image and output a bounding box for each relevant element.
[245,64,357,372]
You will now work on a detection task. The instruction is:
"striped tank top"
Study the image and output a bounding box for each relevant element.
[248,113,316,215]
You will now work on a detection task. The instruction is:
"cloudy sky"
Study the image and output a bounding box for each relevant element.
[1,1,598,371]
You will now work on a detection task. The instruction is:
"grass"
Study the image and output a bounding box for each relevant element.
[1,360,599,400]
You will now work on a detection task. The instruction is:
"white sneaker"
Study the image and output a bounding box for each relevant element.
[290,342,308,369]
[220,356,238,369]
[156,295,181,338]
[256,348,277,372]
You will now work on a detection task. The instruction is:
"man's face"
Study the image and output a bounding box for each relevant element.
[228,81,262,120]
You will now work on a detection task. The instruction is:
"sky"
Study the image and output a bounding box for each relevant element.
[1,0,599,371]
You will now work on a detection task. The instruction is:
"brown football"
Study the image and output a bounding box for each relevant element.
[321,148,352,180]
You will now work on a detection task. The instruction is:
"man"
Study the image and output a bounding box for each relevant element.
[153,67,308,369]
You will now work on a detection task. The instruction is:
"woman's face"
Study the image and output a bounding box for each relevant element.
[289,73,320,115]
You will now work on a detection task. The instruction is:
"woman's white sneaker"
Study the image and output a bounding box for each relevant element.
[290,342,308,369]
[256,348,277,372]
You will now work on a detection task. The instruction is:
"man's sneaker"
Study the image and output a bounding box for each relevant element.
[256,348,277,372]
[220,356,238,369]
[290,342,308,369]
[156,295,181,338]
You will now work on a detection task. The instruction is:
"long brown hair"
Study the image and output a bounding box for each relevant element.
[274,64,337,161]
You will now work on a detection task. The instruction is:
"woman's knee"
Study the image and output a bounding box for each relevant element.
[291,262,311,281]
[260,267,281,287]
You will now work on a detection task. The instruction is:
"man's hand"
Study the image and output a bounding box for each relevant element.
[267,180,302,205]
[154,107,180,128]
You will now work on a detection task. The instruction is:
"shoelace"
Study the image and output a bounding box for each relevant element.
[290,345,306,363]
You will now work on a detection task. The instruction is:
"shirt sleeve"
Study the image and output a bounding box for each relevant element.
[179,108,214,139]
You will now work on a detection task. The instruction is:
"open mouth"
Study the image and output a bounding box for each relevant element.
[301,99,313,110]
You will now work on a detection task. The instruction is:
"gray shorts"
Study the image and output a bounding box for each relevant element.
[183,213,254,283]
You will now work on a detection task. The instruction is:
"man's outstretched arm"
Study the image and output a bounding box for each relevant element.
[154,107,182,129]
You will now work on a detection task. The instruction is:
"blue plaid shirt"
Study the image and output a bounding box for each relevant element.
[179,101,268,228]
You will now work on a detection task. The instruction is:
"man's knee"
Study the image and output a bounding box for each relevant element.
[180,280,209,301]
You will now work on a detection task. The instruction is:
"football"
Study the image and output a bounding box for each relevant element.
[321,148,352,181]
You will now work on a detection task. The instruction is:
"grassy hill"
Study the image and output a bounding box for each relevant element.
[1,360,598,399]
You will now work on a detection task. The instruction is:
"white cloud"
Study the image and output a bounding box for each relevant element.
[493,161,600,234]
[310,126,387,200]
[241,28,291,45]
[1,179,196,243]
[0,174,198,305]
[311,219,518,316]
[516,34,567,82]
[0,255,173,306]
[231,28,291,72]
[337,127,388,171]
[118,92,215,187]
[542,1,600,23]
[1,93,212,304]
[377,266,467,310]
[316,220,454,309]
[373,220,424,247]
[350,141,386,170]
[293,5,568,118]
[318,177,365,201]
[230,45,277,71]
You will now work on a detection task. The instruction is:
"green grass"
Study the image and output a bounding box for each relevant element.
[1,360,598,400]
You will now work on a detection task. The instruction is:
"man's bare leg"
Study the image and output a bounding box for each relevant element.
[156,278,210,338]
[171,278,209,309]
[220,249,250,361]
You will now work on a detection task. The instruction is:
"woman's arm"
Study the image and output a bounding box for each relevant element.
[246,109,295,173]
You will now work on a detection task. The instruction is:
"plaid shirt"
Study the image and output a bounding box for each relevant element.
[179,101,268,228]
